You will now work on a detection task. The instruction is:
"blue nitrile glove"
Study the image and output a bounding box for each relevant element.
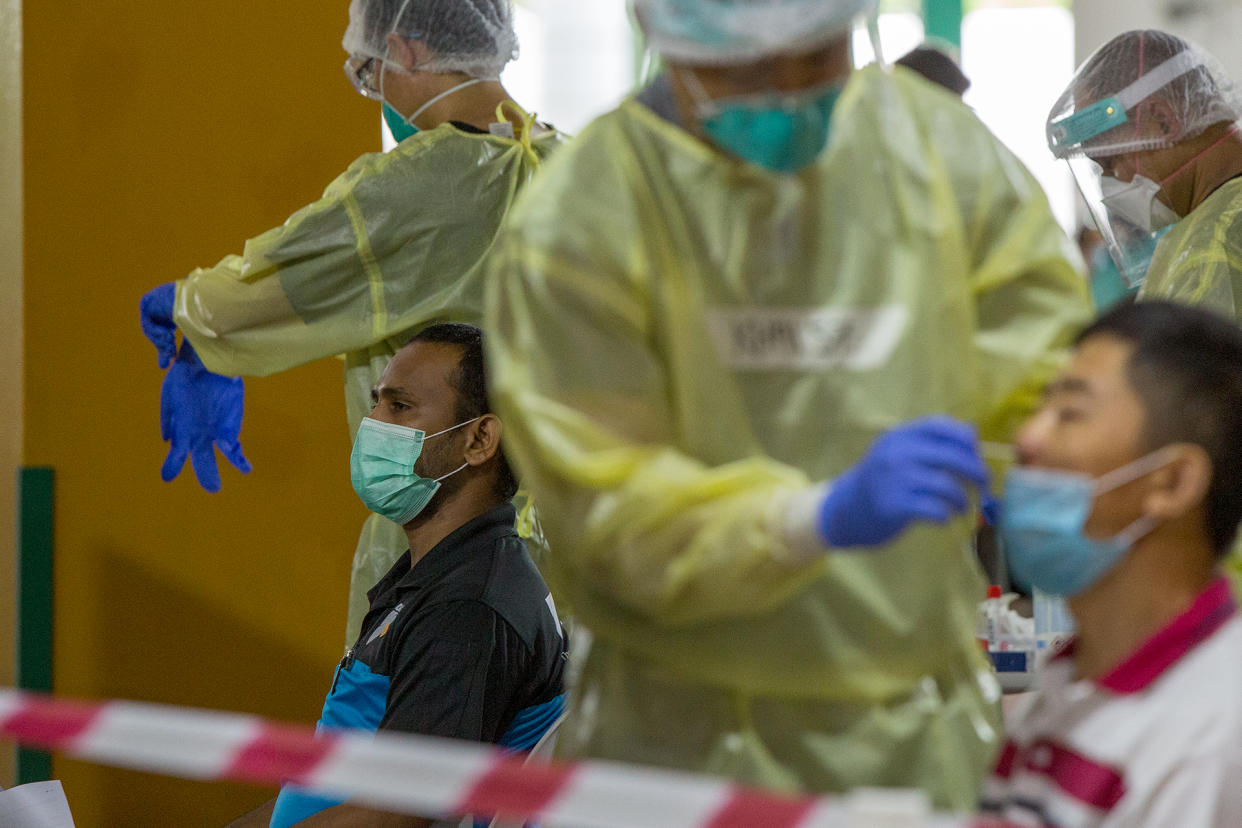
[818,416,990,548]
[140,282,178,369]
[160,338,251,492]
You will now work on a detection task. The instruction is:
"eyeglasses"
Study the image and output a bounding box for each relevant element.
[344,55,383,101]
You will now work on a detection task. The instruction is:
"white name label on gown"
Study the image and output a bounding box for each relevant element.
[706,306,909,371]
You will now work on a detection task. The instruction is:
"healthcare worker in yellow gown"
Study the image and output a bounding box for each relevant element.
[484,0,1091,809]
[1046,30,1242,308]
[1046,29,1242,588]
[139,0,562,646]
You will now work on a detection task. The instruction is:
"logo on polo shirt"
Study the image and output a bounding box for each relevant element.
[365,602,405,646]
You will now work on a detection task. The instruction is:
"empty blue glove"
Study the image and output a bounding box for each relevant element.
[818,416,990,548]
[160,338,251,493]
[140,282,178,369]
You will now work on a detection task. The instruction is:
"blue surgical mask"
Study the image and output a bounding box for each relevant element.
[999,448,1173,597]
[681,69,841,173]
[383,102,419,143]
[350,416,478,524]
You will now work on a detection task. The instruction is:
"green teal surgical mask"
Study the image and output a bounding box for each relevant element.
[381,78,484,145]
[350,416,479,524]
[383,102,419,143]
[681,69,842,173]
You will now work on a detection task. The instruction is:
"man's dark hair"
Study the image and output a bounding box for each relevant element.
[1076,300,1242,556]
[407,322,518,501]
[896,45,971,97]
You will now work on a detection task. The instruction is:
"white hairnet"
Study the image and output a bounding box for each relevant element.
[342,0,518,80]
[1047,30,1242,160]
[631,0,877,65]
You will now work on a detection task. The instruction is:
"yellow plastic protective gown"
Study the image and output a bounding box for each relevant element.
[1140,177,1242,592]
[1142,177,1242,317]
[485,66,1091,810]
[173,123,563,645]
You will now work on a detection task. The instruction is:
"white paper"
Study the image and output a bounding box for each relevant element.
[0,781,76,828]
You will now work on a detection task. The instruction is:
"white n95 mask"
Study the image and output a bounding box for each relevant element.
[1100,174,1181,234]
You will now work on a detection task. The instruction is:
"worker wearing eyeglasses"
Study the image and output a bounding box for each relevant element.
[138,0,563,646]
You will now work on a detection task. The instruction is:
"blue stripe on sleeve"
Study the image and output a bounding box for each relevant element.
[269,662,390,827]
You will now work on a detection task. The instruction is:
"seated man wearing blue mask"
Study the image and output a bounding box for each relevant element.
[231,323,567,828]
[985,300,1242,827]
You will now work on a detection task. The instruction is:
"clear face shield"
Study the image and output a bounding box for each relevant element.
[1048,50,1205,289]
[1065,155,1175,290]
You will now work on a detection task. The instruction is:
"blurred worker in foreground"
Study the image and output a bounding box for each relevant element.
[230,324,567,828]
[138,0,562,646]
[985,301,1242,827]
[1047,30,1242,304]
[484,0,1091,808]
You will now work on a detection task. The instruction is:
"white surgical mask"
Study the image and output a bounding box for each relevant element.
[1100,174,1181,234]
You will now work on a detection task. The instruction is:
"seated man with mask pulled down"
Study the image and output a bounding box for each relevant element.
[230,323,567,828]
[985,300,1242,827]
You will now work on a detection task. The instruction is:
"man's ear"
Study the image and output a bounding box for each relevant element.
[463,414,502,467]
[384,33,432,73]
[1143,443,1211,520]
[1141,97,1183,138]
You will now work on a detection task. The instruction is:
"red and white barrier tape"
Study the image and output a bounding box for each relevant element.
[0,689,1013,828]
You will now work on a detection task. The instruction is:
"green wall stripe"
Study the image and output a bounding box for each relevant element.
[16,467,54,784]
[923,0,963,48]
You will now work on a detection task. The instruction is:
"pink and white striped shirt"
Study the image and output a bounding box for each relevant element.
[981,577,1242,827]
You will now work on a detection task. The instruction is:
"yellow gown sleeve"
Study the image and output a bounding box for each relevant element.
[949,115,1093,445]
[174,129,537,377]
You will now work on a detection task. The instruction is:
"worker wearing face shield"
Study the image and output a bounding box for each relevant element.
[483,0,1091,808]
[1049,30,1242,591]
[1047,30,1242,300]
[138,0,564,647]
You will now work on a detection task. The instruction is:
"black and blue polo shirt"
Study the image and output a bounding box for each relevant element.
[271,502,568,826]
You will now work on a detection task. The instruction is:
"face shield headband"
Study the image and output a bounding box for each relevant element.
[1049,49,1202,159]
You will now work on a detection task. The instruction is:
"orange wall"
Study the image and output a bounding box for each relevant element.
[23,2,381,824]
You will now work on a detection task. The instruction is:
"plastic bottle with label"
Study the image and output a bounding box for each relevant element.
[1034,587,1076,659]
[976,585,1003,651]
